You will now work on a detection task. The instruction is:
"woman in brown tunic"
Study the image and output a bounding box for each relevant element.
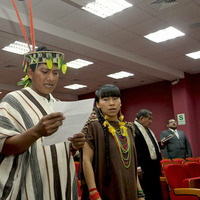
[81,84,145,200]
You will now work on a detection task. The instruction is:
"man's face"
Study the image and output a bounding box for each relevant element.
[28,63,59,98]
[167,119,177,130]
[139,114,152,129]
[89,110,97,119]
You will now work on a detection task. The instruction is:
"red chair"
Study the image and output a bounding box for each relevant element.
[163,163,200,199]
[160,159,173,165]
[160,160,177,200]
[160,177,170,200]
[183,162,200,178]
[160,159,173,176]
[186,157,199,162]
[173,158,185,164]
[196,157,200,162]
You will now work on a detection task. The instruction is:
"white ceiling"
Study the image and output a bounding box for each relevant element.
[0,0,200,100]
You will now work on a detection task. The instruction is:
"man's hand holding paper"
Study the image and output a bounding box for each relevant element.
[42,98,94,146]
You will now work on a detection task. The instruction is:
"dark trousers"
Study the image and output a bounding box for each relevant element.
[140,171,163,200]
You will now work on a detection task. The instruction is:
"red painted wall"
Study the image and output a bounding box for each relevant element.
[171,73,199,156]
[192,73,200,140]
[120,81,174,139]
[190,73,200,156]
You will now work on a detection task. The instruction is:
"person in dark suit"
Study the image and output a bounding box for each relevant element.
[160,119,193,159]
[134,109,163,200]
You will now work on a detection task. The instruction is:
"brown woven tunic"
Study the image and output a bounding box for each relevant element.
[81,120,138,200]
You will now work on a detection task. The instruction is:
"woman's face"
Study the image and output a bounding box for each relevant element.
[96,96,121,121]
[28,63,59,99]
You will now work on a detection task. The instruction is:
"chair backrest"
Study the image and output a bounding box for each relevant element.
[183,162,200,178]
[185,157,199,162]
[195,157,200,162]
[173,158,185,164]
[163,163,188,190]
[160,159,173,165]
[160,159,173,176]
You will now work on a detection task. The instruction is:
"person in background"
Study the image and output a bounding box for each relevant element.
[81,84,145,200]
[89,107,98,120]
[160,118,192,159]
[0,46,85,200]
[134,109,163,200]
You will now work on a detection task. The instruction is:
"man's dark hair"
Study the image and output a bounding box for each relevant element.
[167,118,175,124]
[136,109,152,120]
[37,46,52,51]
[29,46,52,71]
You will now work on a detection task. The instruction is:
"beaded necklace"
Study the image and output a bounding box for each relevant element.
[103,115,131,168]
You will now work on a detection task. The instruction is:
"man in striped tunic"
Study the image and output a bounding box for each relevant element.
[0,46,85,200]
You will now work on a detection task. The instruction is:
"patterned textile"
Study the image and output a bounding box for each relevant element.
[0,87,78,200]
[134,120,160,160]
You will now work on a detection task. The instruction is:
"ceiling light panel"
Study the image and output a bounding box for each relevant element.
[2,41,38,55]
[144,26,185,43]
[67,59,93,69]
[186,50,200,59]
[82,0,133,18]
[64,84,87,90]
[107,71,134,79]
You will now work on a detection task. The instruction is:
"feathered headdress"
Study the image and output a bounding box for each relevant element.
[11,0,67,87]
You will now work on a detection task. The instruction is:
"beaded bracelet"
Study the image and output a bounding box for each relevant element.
[89,188,97,193]
[89,191,100,200]
[138,192,145,198]
[138,190,145,198]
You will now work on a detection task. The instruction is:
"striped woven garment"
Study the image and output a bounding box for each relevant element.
[0,87,78,200]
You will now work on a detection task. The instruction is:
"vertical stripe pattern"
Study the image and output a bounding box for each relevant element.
[0,88,77,200]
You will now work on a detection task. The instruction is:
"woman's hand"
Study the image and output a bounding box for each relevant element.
[68,132,86,150]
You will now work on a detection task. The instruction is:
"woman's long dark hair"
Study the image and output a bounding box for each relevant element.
[95,84,121,185]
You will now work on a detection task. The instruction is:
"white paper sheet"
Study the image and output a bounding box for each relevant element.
[42,98,95,146]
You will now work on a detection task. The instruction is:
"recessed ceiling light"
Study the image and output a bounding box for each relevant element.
[64,84,87,90]
[0,92,2,94]
[107,71,134,79]
[82,0,133,18]
[67,59,93,69]
[185,50,200,59]
[144,26,185,43]
[2,41,38,55]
